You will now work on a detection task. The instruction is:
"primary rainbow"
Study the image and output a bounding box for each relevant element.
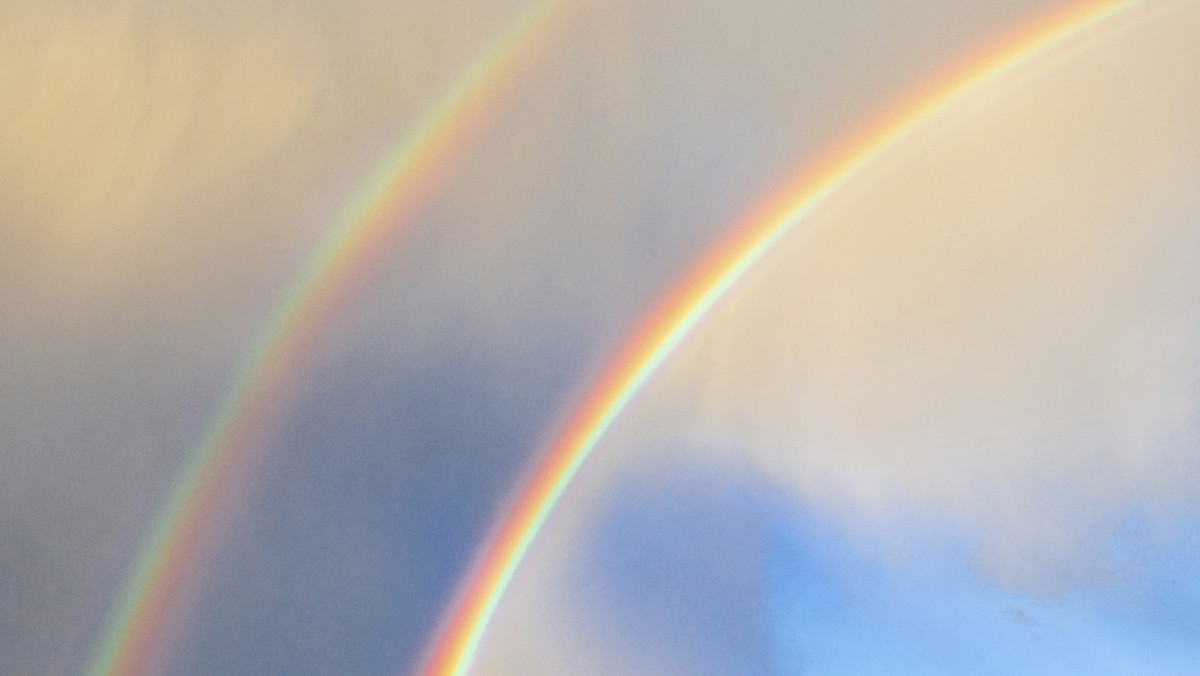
[84,2,569,674]
[419,0,1189,674]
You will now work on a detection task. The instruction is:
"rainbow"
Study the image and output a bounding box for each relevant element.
[83,3,569,674]
[418,0,1191,674]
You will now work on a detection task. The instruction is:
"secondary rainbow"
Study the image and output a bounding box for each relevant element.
[418,0,1190,674]
[84,3,569,674]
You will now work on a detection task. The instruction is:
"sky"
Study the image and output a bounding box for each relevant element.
[2,0,1199,675]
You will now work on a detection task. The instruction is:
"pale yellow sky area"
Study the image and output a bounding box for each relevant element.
[643,1,1200,595]
[0,3,323,304]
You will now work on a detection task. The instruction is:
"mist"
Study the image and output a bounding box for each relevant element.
[4,1,1199,675]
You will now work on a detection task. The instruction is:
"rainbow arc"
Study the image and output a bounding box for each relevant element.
[417,1,1184,674]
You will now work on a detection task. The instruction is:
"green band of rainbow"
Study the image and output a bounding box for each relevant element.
[84,3,568,674]
[418,1,1189,674]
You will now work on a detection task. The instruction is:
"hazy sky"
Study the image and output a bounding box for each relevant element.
[471,1,1200,673]
[4,1,1198,675]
